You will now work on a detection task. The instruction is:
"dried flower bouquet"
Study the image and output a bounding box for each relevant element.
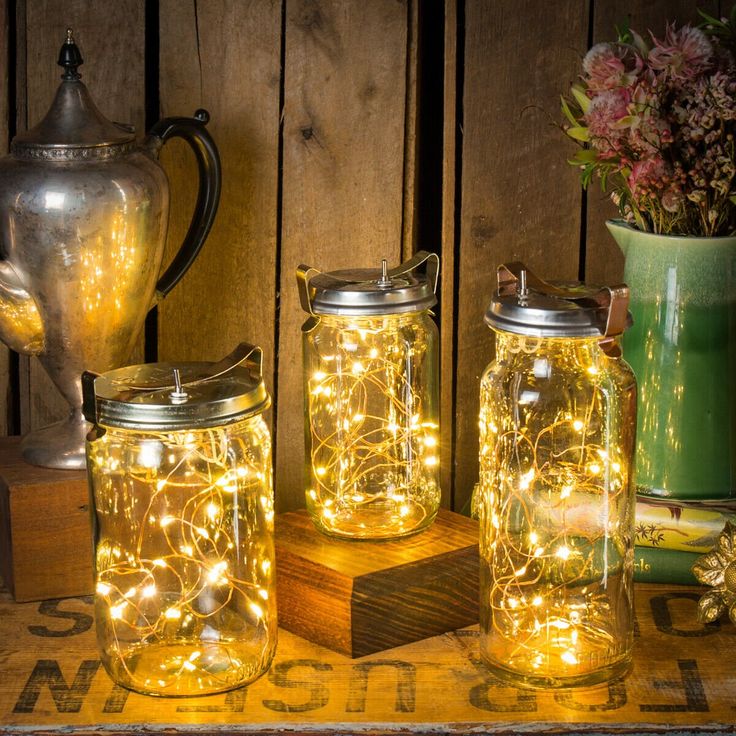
[562,8,736,236]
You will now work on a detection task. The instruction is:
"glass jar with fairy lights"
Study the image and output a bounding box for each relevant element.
[478,263,636,689]
[297,251,440,540]
[82,344,276,697]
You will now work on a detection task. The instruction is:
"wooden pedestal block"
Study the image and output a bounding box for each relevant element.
[0,436,93,602]
[275,508,479,657]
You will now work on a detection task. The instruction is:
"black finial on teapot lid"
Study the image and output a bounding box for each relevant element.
[58,28,83,81]
[10,25,135,154]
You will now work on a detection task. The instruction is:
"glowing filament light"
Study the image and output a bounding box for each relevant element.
[88,416,277,697]
[304,312,440,540]
[478,328,636,688]
[110,602,127,620]
[249,602,264,619]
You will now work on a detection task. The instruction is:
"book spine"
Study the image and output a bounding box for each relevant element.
[635,497,736,553]
[633,546,700,585]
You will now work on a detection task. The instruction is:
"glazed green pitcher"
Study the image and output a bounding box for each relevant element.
[607,220,736,500]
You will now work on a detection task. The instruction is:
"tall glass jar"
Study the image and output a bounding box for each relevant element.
[478,263,636,689]
[297,251,440,540]
[83,344,276,697]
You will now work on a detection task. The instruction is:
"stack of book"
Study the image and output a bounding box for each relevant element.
[634,496,736,584]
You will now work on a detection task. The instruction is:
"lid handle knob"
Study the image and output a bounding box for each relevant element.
[517,269,529,304]
[169,368,189,404]
[58,28,83,81]
[376,259,391,288]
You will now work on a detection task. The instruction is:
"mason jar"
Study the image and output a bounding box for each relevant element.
[297,251,440,540]
[82,344,276,697]
[477,263,637,688]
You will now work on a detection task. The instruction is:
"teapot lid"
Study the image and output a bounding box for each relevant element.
[11,29,136,160]
[82,344,271,431]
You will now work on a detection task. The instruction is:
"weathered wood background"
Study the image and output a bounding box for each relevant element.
[0,0,716,513]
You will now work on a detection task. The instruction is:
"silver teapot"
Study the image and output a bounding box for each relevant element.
[0,30,221,469]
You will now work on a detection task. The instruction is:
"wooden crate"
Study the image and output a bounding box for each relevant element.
[0,437,93,602]
[275,509,479,657]
[0,584,733,734]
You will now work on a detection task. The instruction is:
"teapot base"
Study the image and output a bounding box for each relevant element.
[21,409,91,470]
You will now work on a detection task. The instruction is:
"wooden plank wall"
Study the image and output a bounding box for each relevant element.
[0,0,9,436]
[157,0,281,407]
[451,0,588,513]
[274,0,412,508]
[0,0,718,512]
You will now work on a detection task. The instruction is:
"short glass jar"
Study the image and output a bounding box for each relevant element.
[477,264,637,688]
[83,344,276,697]
[298,252,440,540]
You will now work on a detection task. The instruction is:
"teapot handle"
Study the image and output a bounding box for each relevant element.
[145,109,222,301]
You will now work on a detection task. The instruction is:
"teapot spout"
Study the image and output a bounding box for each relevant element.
[0,260,44,354]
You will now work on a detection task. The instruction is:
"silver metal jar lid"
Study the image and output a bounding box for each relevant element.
[82,343,270,430]
[297,251,439,316]
[484,262,631,338]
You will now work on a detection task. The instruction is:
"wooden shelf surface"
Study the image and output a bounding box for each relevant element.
[0,584,734,735]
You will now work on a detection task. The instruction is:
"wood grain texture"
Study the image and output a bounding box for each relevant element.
[583,0,719,287]
[22,0,145,431]
[0,0,9,436]
[452,0,589,513]
[0,437,91,602]
[275,0,412,512]
[157,0,281,407]
[276,509,479,657]
[401,0,419,262]
[0,584,734,732]
[440,0,457,508]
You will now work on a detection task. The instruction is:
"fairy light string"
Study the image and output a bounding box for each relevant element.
[478,333,633,681]
[90,420,275,695]
[306,314,440,538]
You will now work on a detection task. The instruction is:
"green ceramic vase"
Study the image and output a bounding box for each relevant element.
[607,220,736,500]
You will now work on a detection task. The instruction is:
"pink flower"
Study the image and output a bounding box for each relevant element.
[624,81,672,155]
[583,42,644,90]
[585,88,631,152]
[649,24,713,81]
[628,157,669,198]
